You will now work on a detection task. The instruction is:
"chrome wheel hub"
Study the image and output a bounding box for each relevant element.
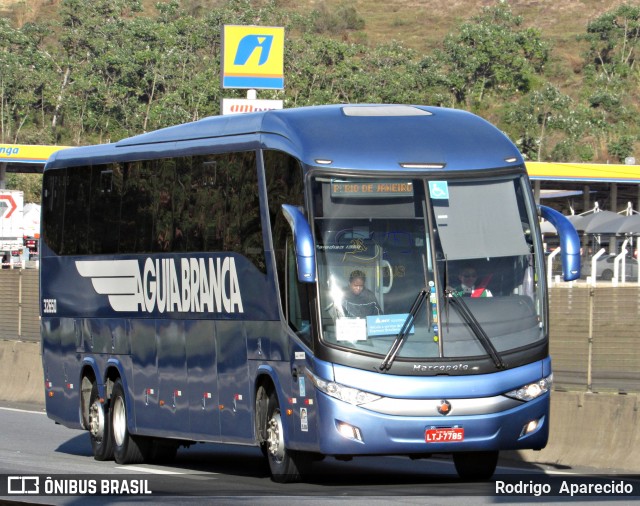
[266,410,284,463]
[112,396,126,447]
[89,400,104,440]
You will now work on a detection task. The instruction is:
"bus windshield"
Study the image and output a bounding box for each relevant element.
[312,174,544,362]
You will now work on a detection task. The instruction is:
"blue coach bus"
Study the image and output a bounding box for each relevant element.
[40,104,580,482]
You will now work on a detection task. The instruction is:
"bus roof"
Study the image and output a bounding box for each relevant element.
[45,104,524,172]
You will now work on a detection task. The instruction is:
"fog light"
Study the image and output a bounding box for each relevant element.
[521,418,540,436]
[336,421,363,442]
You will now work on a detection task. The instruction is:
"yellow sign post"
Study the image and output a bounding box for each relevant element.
[222,25,285,90]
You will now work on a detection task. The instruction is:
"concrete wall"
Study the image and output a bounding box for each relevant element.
[2,337,639,472]
[0,339,44,405]
[514,391,640,472]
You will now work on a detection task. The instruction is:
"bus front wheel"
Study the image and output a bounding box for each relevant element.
[88,382,113,461]
[453,451,499,481]
[265,390,310,483]
[111,379,151,465]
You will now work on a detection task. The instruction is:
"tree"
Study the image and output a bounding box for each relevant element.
[581,3,640,82]
[608,135,636,163]
[503,83,573,161]
[579,4,640,164]
[432,2,549,109]
[0,18,56,143]
[5,173,42,203]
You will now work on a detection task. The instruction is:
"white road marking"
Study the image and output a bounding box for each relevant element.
[0,406,46,415]
[117,465,218,478]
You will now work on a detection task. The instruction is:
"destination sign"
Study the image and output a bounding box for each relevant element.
[330,180,414,198]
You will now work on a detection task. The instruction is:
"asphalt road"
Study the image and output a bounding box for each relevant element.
[0,403,638,505]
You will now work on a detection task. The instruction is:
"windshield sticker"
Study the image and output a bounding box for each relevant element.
[366,314,415,337]
[336,317,367,341]
[428,181,449,199]
[298,376,306,397]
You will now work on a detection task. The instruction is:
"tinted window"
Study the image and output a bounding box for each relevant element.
[263,150,308,340]
[41,151,265,271]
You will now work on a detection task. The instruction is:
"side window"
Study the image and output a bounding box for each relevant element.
[185,152,265,271]
[216,152,265,271]
[42,151,265,271]
[263,150,309,343]
[287,236,311,342]
[63,166,90,255]
[88,163,123,254]
[42,170,66,255]
[152,158,181,252]
[120,160,155,254]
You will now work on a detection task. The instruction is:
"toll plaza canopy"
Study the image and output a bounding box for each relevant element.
[526,161,640,217]
[526,161,640,184]
[0,144,68,174]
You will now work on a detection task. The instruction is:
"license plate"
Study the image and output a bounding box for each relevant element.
[425,427,464,443]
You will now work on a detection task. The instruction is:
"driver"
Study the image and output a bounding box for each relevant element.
[342,270,382,317]
[451,266,492,298]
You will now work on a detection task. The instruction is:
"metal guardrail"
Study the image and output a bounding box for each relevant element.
[1,272,638,392]
[549,285,640,393]
[0,269,39,341]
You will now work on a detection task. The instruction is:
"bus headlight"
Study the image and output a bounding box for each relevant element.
[505,374,552,402]
[307,371,381,406]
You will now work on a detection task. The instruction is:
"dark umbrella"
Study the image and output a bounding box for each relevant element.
[585,212,628,234]
[576,211,620,233]
[566,214,586,231]
[540,213,586,234]
[616,214,640,234]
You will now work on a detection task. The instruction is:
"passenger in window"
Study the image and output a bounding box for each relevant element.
[342,270,382,317]
[451,266,492,298]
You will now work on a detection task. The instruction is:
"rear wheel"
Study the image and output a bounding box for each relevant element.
[264,390,311,483]
[453,451,499,481]
[111,379,151,464]
[88,382,113,461]
[601,269,613,281]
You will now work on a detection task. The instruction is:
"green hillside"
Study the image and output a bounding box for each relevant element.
[0,0,638,166]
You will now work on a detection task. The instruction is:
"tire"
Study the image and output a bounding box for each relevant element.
[88,382,113,461]
[601,269,613,281]
[264,390,310,483]
[453,451,499,481]
[111,379,151,465]
[255,385,269,459]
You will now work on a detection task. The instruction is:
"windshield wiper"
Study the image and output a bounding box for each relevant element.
[380,289,428,371]
[446,294,506,370]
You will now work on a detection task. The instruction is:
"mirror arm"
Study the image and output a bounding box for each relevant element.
[538,205,581,281]
[282,204,316,283]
